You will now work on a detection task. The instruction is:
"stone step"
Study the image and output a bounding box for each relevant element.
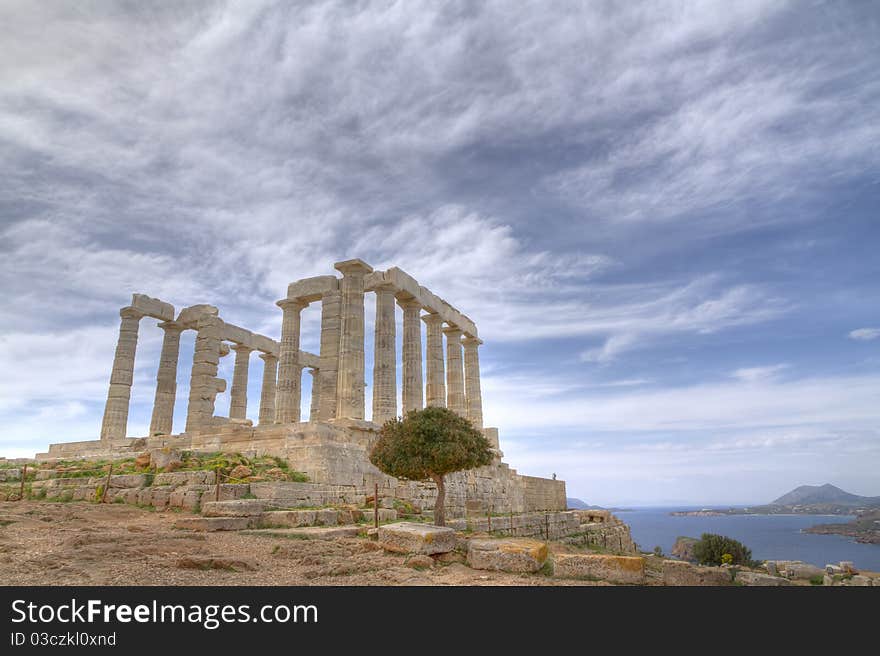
[243,526,361,540]
[259,509,340,528]
[201,499,269,517]
[174,516,257,531]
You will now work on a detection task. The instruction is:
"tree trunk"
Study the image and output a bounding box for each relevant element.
[431,474,446,527]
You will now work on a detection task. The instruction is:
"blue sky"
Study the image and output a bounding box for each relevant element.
[1,1,878,505]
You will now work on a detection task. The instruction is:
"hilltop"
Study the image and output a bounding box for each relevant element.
[771,484,880,508]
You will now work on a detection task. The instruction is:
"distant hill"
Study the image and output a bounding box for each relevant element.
[566,497,605,510]
[771,484,880,508]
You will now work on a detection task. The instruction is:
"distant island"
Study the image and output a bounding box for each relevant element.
[669,484,880,545]
[566,497,605,510]
[670,484,880,517]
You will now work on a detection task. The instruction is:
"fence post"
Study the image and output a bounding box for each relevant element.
[374,483,379,530]
[101,463,113,503]
[215,466,221,502]
[18,464,27,501]
[487,503,492,533]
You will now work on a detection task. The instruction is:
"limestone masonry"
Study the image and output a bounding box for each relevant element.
[39,259,566,518]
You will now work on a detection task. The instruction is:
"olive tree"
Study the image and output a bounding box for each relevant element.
[369,407,493,526]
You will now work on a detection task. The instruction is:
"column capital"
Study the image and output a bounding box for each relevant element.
[157,320,184,333]
[231,343,254,355]
[276,298,308,311]
[334,258,373,276]
[421,313,444,326]
[462,335,483,347]
[119,306,144,320]
[397,294,422,311]
[258,352,278,363]
[371,282,397,295]
[442,325,463,337]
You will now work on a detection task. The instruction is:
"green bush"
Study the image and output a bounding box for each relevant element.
[692,533,754,567]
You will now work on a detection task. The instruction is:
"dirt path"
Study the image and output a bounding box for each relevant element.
[0,501,605,586]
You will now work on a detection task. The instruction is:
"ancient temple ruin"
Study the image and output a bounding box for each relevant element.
[41,259,565,517]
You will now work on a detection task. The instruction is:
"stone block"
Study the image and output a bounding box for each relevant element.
[174,517,254,531]
[0,468,21,482]
[260,510,316,528]
[661,560,733,586]
[155,471,215,487]
[553,553,646,584]
[467,538,548,573]
[785,563,824,580]
[201,499,267,517]
[736,571,790,586]
[378,522,456,555]
[314,509,338,526]
[109,474,147,488]
[245,526,360,540]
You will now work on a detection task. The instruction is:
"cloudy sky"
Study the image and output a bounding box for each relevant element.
[1,1,878,505]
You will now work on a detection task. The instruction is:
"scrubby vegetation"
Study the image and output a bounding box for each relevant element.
[692,533,758,567]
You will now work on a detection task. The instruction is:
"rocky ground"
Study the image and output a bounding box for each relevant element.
[0,501,610,586]
[804,510,880,544]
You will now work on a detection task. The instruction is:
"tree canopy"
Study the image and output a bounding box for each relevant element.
[369,407,493,525]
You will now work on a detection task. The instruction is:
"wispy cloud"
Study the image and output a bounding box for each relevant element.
[849,328,880,342]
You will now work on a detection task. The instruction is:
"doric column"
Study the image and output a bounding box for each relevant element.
[462,336,483,429]
[149,321,183,436]
[443,326,466,416]
[229,345,253,420]
[258,353,278,425]
[335,259,373,420]
[423,313,446,407]
[185,312,226,432]
[371,284,397,424]
[100,306,143,440]
[317,290,341,421]
[399,297,424,413]
[308,368,320,421]
[275,299,307,423]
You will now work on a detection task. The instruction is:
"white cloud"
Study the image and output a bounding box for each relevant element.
[849,328,880,342]
[731,364,789,382]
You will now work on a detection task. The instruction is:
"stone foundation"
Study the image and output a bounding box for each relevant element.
[37,419,566,518]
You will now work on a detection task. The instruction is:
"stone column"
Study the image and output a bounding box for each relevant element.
[371,284,397,424]
[100,307,143,440]
[423,313,446,407]
[399,297,424,413]
[317,290,341,421]
[258,353,278,425]
[335,259,373,420]
[275,299,307,423]
[185,312,226,432]
[443,326,466,416]
[308,368,320,421]
[462,336,483,429]
[229,345,253,420]
[148,321,183,436]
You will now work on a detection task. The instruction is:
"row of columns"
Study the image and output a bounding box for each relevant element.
[100,265,483,440]
[274,264,483,429]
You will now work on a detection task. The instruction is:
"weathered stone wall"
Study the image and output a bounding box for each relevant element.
[37,420,566,518]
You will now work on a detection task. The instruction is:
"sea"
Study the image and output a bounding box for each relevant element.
[616,507,880,572]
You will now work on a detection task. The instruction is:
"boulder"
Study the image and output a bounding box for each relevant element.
[378,522,456,555]
[670,536,698,562]
[736,571,790,586]
[553,553,646,584]
[134,453,152,469]
[661,560,732,586]
[467,538,548,573]
[228,465,252,480]
[245,526,360,540]
[150,449,182,471]
[785,563,824,580]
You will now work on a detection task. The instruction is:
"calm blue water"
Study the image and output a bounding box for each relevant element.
[617,507,880,571]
